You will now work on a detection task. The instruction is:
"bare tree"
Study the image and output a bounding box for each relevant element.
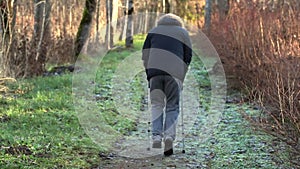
[74,0,96,61]
[195,2,201,29]
[27,0,51,77]
[143,0,149,34]
[204,0,212,35]
[0,0,10,37]
[110,0,118,48]
[105,0,118,49]
[95,0,101,44]
[125,0,133,48]
[118,0,126,41]
[162,0,171,13]
[0,0,17,77]
[216,0,229,21]
[105,0,110,49]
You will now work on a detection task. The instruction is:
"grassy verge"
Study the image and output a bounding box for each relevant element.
[94,36,145,135]
[0,75,101,168]
[0,35,145,168]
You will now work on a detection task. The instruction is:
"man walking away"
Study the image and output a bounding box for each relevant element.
[142,13,192,156]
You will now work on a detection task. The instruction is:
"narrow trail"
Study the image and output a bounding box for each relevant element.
[99,103,291,168]
[98,73,293,169]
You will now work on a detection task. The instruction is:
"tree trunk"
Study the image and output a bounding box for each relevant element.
[204,0,212,35]
[105,0,110,49]
[125,0,133,48]
[217,0,229,21]
[195,2,201,29]
[119,0,127,41]
[162,0,170,13]
[168,0,174,13]
[74,0,96,61]
[24,0,51,77]
[143,0,148,34]
[95,0,100,44]
[110,0,118,48]
[35,0,50,73]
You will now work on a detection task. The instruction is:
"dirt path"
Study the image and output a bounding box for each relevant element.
[98,87,293,168]
[95,58,294,168]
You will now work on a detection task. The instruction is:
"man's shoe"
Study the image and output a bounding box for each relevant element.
[152,140,162,148]
[164,137,173,156]
[152,135,162,148]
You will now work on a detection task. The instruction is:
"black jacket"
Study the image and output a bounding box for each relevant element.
[142,14,192,82]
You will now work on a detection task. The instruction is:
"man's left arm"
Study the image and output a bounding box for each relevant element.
[142,34,152,69]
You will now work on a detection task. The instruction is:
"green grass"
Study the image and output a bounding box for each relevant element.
[94,35,146,134]
[0,35,146,168]
[205,105,292,168]
[0,75,101,168]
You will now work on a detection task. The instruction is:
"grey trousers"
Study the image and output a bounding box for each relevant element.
[150,75,180,140]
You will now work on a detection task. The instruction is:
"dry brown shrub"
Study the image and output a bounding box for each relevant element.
[210,1,300,147]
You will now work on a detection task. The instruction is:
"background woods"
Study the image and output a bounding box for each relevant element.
[0,0,205,78]
[0,0,299,158]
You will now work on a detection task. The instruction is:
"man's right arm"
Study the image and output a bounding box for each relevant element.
[183,31,192,66]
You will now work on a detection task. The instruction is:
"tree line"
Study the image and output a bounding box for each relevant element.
[0,0,295,78]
